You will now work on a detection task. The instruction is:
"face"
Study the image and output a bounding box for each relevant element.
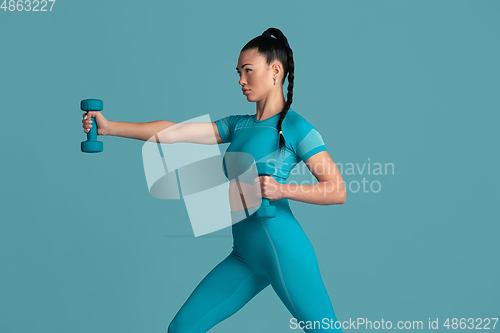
[236,48,282,102]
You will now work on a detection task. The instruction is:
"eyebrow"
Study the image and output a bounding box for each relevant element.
[236,63,253,71]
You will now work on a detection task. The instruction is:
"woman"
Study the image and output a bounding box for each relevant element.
[82,27,346,333]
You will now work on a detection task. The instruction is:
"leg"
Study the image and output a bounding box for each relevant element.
[168,252,270,333]
[259,218,343,332]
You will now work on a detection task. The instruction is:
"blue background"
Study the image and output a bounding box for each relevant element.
[1,0,499,332]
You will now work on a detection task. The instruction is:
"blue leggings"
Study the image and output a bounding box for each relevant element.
[168,199,342,332]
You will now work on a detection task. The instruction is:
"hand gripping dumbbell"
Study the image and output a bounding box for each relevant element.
[81,99,104,153]
[254,162,277,219]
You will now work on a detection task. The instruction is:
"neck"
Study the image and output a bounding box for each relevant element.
[255,88,286,121]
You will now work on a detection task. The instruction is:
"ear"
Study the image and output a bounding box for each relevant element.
[272,62,282,78]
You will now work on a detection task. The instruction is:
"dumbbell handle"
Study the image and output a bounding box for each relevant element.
[260,174,272,207]
[81,99,104,153]
[86,116,99,141]
[255,162,277,218]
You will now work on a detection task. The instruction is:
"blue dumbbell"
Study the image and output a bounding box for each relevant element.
[255,162,277,218]
[81,99,103,153]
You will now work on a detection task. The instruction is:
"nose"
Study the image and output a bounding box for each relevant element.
[238,75,246,87]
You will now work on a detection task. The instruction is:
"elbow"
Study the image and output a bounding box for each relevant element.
[157,126,176,144]
[340,191,347,204]
[331,191,346,205]
[323,181,346,205]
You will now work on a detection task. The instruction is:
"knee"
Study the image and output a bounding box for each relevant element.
[167,321,180,333]
[167,318,190,333]
[167,321,177,333]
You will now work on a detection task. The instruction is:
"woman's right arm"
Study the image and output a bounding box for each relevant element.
[82,111,223,145]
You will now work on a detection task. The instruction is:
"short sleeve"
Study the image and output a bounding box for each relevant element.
[288,114,327,162]
[214,115,241,143]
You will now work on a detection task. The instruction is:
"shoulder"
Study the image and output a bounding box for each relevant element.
[214,113,251,127]
[284,110,319,138]
[214,113,252,143]
[216,113,248,122]
[283,109,327,161]
[219,113,252,122]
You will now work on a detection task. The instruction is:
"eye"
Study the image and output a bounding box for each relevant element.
[237,69,251,76]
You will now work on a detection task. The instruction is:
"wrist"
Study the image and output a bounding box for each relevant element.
[106,121,117,136]
[282,184,292,200]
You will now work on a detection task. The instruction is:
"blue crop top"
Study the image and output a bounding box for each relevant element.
[214,108,327,184]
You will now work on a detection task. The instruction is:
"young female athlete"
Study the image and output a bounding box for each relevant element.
[81,27,346,333]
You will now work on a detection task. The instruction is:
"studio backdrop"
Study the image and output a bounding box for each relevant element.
[0,1,498,332]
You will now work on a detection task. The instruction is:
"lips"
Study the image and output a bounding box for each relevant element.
[242,89,250,94]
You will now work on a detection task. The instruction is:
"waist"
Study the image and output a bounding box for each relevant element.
[230,198,290,221]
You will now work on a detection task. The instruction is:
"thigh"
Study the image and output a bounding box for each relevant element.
[168,252,270,333]
[259,215,342,332]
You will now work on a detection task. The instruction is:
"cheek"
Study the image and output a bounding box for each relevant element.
[252,73,271,90]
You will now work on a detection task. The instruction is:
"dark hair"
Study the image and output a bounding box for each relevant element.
[241,27,294,156]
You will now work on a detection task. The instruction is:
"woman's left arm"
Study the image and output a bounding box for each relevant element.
[282,151,346,205]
